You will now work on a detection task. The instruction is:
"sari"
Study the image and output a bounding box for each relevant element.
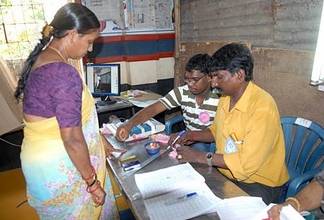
[21,72,118,219]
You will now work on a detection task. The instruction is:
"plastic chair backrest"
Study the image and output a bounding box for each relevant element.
[281,116,324,180]
[164,115,185,135]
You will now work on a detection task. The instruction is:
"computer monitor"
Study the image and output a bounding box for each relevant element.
[85,63,121,97]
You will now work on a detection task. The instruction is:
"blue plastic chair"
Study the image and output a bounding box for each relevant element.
[281,116,324,199]
[165,115,185,135]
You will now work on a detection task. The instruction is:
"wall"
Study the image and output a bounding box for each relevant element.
[177,0,324,125]
[85,33,175,91]
[180,0,322,50]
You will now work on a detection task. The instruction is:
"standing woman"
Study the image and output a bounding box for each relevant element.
[15,3,119,219]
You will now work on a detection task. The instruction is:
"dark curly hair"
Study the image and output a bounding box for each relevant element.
[185,53,211,75]
[210,43,253,81]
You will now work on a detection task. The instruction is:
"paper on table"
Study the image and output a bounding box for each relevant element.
[128,99,158,108]
[134,163,205,199]
[215,196,267,220]
[253,203,304,220]
[144,183,221,220]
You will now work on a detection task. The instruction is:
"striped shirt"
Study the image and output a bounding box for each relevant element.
[160,85,219,131]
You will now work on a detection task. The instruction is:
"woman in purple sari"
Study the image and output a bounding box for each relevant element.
[15,3,119,219]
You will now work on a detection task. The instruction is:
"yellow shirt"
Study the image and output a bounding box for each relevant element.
[209,82,289,187]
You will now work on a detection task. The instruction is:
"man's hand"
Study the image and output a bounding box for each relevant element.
[116,123,131,141]
[267,203,286,220]
[168,131,194,146]
[176,145,205,164]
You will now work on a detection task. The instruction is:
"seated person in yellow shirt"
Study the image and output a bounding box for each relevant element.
[177,43,289,204]
[116,54,219,153]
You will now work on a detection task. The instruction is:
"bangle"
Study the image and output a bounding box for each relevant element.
[82,167,98,186]
[86,180,101,193]
[87,174,97,187]
[286,197,301,212]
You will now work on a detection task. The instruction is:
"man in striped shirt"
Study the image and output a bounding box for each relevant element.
[116,53,220,152]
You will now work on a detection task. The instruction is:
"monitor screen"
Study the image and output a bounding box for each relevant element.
[86,63,121,96]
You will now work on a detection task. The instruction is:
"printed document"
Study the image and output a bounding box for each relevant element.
[134,163,221,220]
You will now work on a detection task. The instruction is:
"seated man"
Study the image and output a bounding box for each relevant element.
[268,169,324,220]
[116,53,219,152]
[177,43,289,204]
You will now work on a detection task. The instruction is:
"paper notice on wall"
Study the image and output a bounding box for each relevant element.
[155,0,173,30]
[126,0,155,30]
[125,0,174,32]
[82,0,174,34]
[81,0,125,32]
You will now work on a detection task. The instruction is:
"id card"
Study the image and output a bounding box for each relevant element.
[224,137,238,154]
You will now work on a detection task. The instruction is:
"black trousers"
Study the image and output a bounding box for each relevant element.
[234,181,287,204]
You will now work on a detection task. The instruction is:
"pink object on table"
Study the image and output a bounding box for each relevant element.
[199,111,210,124]
[168,150,178,159]
[131,133,147,140]
[168,144,182,159]
[151,134,170,144]
[100,126,112,135]
[174,144,181,149]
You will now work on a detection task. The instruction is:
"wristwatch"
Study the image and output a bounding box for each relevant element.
[206,152,213,167]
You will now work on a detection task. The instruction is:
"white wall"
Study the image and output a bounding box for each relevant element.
[117,57,174,85]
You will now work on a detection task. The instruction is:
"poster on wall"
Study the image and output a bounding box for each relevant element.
[125,0,173,31]
[81,0,125,33]
[81,0,174,34]
[154,0,174,30]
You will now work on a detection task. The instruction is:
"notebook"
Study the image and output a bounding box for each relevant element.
[102,118,165,142]
[134,163,221,220]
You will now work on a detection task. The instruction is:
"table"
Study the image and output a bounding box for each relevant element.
[96,97,134,114]
[105,135,248,220]
[96,91,162,126]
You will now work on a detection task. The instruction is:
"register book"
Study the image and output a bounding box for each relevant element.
[103,118,165,142]
[134,163,221,220]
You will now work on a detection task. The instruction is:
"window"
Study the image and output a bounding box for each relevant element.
[0,0,67,76]
[311,0,324,90]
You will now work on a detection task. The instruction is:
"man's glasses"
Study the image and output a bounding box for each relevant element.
[184,75,206,85]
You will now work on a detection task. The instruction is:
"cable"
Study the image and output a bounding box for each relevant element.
[16,200,27,208]
[0,137,21,147]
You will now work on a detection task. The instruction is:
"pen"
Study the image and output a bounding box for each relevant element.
[230,133,238,142]
[164,192,198,205]
[230,133,244,145]
[167,130,186,150]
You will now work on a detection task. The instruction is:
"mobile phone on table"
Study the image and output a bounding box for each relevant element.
[121,160,141,171]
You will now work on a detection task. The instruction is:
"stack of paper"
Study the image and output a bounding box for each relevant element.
[215,196,267,220]
[253,203,304,220]
[134,163,221,220]
[214,196,304,220]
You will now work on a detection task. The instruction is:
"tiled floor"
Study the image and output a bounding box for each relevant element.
[0,168,135,220]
